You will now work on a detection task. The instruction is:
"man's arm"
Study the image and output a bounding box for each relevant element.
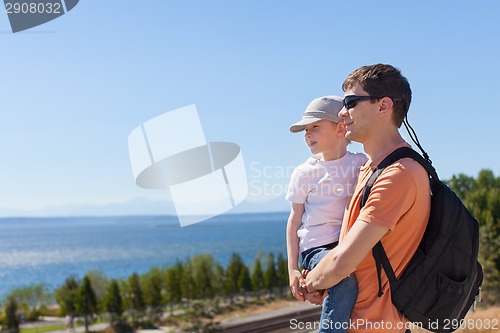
[305,219,389,292]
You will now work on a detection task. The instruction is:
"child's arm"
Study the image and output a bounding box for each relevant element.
[287,202,306,301]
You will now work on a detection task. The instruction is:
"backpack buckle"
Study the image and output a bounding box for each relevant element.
[473,287,482,311]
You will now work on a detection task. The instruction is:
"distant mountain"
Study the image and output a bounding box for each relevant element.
[0,196,289,218]
[0,197,173,218]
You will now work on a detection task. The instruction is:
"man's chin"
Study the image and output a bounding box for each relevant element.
[346,132,362,144]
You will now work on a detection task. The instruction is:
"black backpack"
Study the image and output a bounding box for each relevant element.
[360,147,483,333]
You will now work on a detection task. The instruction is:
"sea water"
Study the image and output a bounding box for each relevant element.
[0,212,288,298]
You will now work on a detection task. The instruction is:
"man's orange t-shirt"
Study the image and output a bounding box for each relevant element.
[339,143,431,332]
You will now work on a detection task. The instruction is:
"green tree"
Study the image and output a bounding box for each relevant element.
[54,276,79,329]
[3,295,20,333]
[144,271,163,324]
[237,265,252,302]
[225,253,245,304]
[212,263,226,298]
[447,173,477,200]
[251,257,265,298]
[77,276,97,333]
[470,185,500,303]
[8,284,51,321]
[86,270,108,310]
[276,252,288,296]
[190,254,217,299]
[104,279,123,325]
[128,273,145,326]
[477,169,496,190]
[144,268,164,308]
[264,253,278,298]
[447,169,500,304]
[164,263,183,313]
[181,260,196,303]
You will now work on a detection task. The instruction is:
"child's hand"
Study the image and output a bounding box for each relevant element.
[288,269,306,302]
[301,269,326,305]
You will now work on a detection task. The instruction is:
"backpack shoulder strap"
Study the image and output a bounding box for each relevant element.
[360,146,436,297]
[361,147,437,208]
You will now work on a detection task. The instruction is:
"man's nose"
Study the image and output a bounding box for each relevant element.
[338,107,348,119]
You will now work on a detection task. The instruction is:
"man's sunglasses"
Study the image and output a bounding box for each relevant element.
[343,95,384,109]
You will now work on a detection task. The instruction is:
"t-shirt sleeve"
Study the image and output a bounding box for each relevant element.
[359,153,369,166]
[358,163,417,230]
[285,165,310,204]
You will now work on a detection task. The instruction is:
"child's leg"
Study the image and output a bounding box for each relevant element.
[303,247,357,333]
[300,242,337,271]
[301,247,329,271]
[319,274,357,333]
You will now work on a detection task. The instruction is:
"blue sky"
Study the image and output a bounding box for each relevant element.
[1,1,499,217]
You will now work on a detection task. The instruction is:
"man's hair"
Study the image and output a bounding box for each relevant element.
[342,64,412,128]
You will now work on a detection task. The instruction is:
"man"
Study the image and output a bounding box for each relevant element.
[304,64,431,333]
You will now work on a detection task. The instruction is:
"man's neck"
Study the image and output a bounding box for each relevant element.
[363,131,406,162]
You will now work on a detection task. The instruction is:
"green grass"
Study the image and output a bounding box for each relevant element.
[21,323,66,333]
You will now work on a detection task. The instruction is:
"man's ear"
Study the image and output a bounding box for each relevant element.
[378,97,394,118]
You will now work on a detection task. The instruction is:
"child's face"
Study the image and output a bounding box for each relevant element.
[304,119,344,155]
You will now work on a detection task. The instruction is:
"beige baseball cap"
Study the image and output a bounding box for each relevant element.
[289,96,343,133]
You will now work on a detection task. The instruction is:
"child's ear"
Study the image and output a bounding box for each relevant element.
[337,122,346,135]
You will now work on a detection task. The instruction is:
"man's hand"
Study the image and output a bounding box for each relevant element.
[302,287,324,305]
[301,269,325,305]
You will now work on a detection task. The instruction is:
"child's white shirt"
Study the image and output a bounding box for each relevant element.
[286,151,368,253]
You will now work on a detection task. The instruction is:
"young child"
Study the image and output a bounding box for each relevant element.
[286,96,367,333]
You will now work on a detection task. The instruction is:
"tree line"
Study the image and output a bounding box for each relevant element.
[447,169,500,304]
[1,251,289,332]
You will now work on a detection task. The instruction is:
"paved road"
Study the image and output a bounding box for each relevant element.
[24,303,321,333]
[221,302,321,332]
